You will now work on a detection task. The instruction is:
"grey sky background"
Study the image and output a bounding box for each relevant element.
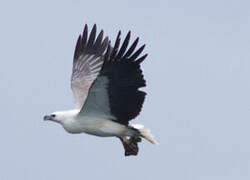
[0,0,250,179]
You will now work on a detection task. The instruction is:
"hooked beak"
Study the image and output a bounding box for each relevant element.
[43,115,59,123]
[43,115,52,121]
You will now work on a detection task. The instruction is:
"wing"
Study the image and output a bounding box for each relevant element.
[79,31,147,125]
[71,24,109,109]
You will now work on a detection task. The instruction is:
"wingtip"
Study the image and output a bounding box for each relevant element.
[118,30,121,36]
[92,24,97,31]
[83,24,88,33]
[136,53,148,64]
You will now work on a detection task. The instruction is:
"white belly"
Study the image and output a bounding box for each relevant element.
[62,116,128,137]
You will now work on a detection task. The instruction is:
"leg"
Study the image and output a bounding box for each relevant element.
[119,136,142,156]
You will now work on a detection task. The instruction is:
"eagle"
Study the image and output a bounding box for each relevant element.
[44,24,158,156]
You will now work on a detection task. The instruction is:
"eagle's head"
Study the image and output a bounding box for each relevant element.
[43,110,79,124]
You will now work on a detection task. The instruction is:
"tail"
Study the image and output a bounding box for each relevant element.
[131,124,159,145]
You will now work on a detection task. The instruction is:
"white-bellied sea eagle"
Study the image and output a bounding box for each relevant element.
[44,24,158,156]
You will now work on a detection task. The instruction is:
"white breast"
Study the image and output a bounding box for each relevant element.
[62,115,128,137]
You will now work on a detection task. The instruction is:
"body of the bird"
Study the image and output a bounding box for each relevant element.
[58,109,134,137]
[44,24,157,156]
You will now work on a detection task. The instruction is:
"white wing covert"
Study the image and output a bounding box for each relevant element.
[71,24,109,109]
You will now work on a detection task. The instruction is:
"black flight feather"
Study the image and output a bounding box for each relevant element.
[100,31,147,125]
[73,24,108,62]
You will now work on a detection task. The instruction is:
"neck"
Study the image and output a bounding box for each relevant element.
[58,109,81,133]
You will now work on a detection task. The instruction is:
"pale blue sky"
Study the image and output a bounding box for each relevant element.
[0,0,250,179]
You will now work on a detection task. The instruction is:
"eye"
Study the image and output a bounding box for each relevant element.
[51,114,56,118]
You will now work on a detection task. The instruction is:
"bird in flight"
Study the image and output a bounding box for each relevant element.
[44,24,158,156]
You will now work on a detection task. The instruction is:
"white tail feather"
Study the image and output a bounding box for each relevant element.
[131,124,159,145]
